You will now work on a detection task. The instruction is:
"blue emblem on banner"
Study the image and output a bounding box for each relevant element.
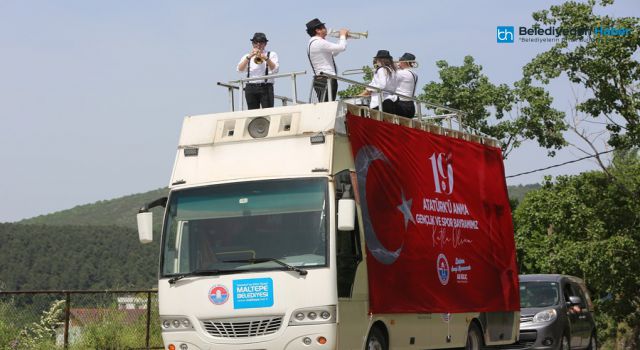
[437,254,450,285]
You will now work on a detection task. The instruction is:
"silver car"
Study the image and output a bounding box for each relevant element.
[514,274,597,350]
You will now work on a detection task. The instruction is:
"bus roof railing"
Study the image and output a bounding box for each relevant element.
[217,81,306,111]
[318,72,467,130]
[217,70,495,141]
[222,71,307,111]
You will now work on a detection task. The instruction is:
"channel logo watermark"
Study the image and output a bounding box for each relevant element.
[497,25,632,44]
[496,26,515,43]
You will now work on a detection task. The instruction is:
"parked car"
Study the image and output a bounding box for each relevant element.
[516,274,597,350]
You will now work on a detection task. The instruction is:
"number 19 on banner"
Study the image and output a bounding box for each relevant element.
[429,153,454,195]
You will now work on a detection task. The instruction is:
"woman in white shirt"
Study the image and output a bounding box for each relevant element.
[360,50,398,114]
[394,52,418,118]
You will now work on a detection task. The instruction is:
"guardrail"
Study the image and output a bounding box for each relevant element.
[219,71,307,111]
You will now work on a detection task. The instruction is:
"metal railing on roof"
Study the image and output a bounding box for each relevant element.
[217,70,496,142]
[218,71,307,111]
[318,72,467,128]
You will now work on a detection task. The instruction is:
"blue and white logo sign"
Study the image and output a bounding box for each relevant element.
[233,278,274,309]
[208,285,229,305]
[437,253,450,285]
[497,26,515,43]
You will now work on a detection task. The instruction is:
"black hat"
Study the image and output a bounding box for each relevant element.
[306,18,325,31]
[250,32,268,42]
[373,50,393,59]
[399,52,416,61]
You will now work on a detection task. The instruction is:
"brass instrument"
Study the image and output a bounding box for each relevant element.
[327,29,368,39]
[396,60,419,68]
[254,55,265,64]
[342,60,419,76]
[248,49,267,65]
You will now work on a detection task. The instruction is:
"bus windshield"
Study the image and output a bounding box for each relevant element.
[161,178,328,277]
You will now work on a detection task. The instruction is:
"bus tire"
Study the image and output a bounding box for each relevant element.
[365,326,388,350]
[465,322,483,350]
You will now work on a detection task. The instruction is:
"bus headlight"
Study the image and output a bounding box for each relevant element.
[289,306,336,326]
[161,316,194,332]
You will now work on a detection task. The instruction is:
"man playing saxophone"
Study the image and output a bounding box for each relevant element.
[237,32,279,109]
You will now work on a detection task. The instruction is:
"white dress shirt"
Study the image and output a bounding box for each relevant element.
[236,51,280,84]
[395,69,418,101]
[368,67,398,108]
[307,36,346,76]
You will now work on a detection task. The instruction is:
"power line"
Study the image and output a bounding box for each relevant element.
[506,149,615,178]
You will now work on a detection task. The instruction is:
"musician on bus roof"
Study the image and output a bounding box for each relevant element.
[394,52,419,118]
[359,50,398,114]
[306,18,349,102]
[236,32,279,110]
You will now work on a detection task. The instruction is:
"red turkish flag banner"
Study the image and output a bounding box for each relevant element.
[346,113,519,313]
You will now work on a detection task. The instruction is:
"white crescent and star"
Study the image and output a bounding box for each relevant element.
[355,145,414,265]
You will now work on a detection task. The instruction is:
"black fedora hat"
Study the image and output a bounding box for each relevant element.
[306,18,325,31]
[399,52,416,61]
[250,32,268,42]
[373,50,393,59]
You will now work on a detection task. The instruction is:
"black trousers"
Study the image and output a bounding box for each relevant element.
[373,99,397,114]
[313,77,338,102]
[395,100,416,118]
[245,83,274,110]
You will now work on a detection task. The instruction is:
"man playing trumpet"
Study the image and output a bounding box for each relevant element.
[237,32,279,110]
[306,18,348,102]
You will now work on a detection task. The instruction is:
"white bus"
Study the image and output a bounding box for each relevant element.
[137,101,520,350]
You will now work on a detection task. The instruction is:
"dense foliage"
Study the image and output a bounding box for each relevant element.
[419,56,568,158]
[523,0,640,150]
[514,149,640,349]
[0,224,159,291]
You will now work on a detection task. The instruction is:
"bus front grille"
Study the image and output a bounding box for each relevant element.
[202,316,283,338]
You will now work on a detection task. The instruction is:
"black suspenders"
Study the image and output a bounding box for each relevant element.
[409,70,418,97]
[247,51,271,83]
[307,39,318,75]
[307,39,337,76]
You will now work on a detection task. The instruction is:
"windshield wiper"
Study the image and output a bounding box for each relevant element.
[167,268,245,284]
[224,258,308,276]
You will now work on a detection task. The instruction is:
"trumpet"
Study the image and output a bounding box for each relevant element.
[327,29,368,39]
[254,55,266,64]
[397,60,419,68]
[248,49,267,64]
[343,61,419,76]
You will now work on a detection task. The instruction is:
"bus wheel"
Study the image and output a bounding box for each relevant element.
[465,323,483,350]
[366,326,388,350]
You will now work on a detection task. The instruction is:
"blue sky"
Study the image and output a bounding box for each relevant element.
[1,0,638,222]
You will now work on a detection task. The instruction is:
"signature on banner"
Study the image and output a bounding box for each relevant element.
[431,227,473,249]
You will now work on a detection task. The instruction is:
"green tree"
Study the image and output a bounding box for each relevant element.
[338,66,373,99]
[522,0,640,150]
[514,149,640,348]
[420,56,567,158]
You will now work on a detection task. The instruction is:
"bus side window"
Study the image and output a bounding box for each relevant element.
[335,170,362,298]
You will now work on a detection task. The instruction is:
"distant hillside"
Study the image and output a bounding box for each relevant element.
[507,183,542,203]
[20,188,168,229]
[0,223,158,290]
[18,184,541,229]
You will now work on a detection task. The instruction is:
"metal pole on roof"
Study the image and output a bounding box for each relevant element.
[291,74,298,105]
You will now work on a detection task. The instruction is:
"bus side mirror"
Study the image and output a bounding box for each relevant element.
[136,196,168,244]
[137,212,153,244]
[338,198,356,231]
